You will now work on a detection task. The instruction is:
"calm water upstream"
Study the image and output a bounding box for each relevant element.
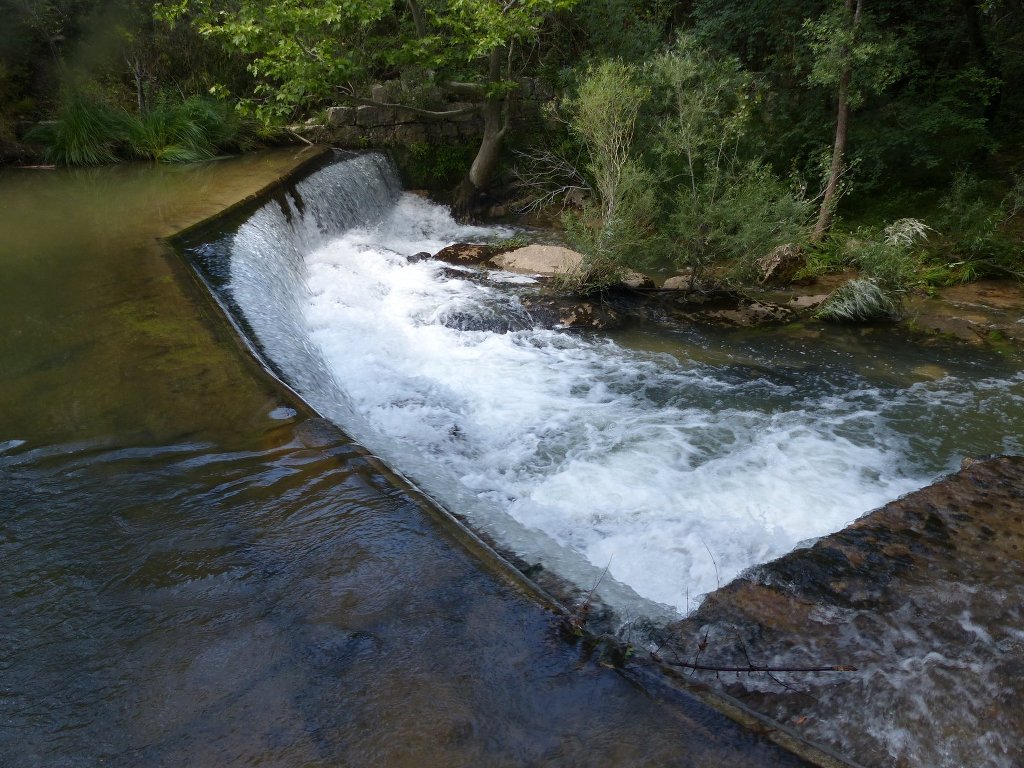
[0,152,811,767]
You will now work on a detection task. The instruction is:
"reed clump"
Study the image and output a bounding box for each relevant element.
[27,90,257,166]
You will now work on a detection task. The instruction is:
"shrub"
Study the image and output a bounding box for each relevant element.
[128,96,252,163]
[28,89,255,166]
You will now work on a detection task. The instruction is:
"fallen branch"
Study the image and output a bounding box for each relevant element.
[287,128,314,146]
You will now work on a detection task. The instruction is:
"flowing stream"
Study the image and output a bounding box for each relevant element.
[188,152,1024,621]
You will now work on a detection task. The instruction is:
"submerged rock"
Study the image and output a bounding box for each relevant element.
[520,295,622,330]
[665,455,1024,768]
[647,290,797,327]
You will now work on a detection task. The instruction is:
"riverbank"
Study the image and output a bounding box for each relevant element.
[430,240,1024,352]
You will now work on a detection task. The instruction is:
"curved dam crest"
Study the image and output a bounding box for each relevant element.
[181,152,1024,621]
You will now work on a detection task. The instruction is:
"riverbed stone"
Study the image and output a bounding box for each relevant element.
[621,270,655,289]
[787,294,829,311]
[490,244,584,276]
[662,274,693,291]
[433,242,508,265]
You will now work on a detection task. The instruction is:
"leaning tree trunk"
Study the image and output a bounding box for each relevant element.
[812,0,863,243]
[453,48,509,219]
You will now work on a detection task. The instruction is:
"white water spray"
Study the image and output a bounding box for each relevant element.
[223,153,1024,618]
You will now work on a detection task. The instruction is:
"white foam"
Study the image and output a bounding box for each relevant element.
[295,194,933,612]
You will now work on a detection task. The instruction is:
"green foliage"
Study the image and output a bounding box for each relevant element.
[932,172,1013,261]
[797,233,851,280]
[26,90,129,165]
[398,141,476,188]
[914,171,1024,283]
[128,95,255,162]
[652,38,812,280]
[851,238,920,290]
[561,60,664,284]
[560,38,811,288]
[803,2,907,110]
[159,0,580,123]
[549,250,626,295]
[27,87,254,165]
[564,60,648,220]
[568,0,670,62]
[691,0,1021,203]
[563,161,664,270]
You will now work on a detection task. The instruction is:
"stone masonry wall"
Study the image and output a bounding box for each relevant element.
[321,78,554,150]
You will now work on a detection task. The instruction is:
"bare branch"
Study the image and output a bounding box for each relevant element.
[511,148,591,213]
[445,81,488,98]
[338,94,479,120]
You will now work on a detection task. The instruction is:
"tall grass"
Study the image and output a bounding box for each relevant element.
[129,96,255,163]
[816,278,903,322]
[26,92,129,166]
[28,91,256,166]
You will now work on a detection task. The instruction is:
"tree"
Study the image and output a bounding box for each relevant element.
[804,0,904,240]
[158,0,579,213]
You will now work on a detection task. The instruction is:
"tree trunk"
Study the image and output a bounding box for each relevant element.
[960,0,1002,127]
[812,0,863,243]
[406,0,427,38]
[453,48,509,220]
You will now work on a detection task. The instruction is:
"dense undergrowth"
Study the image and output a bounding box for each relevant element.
[3,0,1023,308]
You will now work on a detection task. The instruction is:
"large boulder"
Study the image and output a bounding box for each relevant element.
[756,243,804,285]
[490,244,584,276]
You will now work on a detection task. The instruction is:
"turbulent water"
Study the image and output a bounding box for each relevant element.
[191,153,1024,621]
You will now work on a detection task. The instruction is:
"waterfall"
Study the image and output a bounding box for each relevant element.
[185,151,1024,620]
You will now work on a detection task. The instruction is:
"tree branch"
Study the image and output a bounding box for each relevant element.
[445,81,488,98]
[339,95,480,120]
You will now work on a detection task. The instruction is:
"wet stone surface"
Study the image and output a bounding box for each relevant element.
[667,456,1024,768]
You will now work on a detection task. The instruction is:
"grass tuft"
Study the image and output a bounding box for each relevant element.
[816,278,903,323]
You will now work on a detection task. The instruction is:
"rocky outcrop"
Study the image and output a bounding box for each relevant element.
[756,243,805,285]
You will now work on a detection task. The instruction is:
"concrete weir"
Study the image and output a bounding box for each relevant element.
[666,456,1024,768]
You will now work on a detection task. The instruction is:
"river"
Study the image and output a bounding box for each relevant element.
[0,150,811,767]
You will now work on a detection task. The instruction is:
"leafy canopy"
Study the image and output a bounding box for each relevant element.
[157,0,578,121]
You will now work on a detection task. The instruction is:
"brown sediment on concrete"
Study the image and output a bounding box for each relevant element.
[163,145,329,241]
[660,456,1024,767]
